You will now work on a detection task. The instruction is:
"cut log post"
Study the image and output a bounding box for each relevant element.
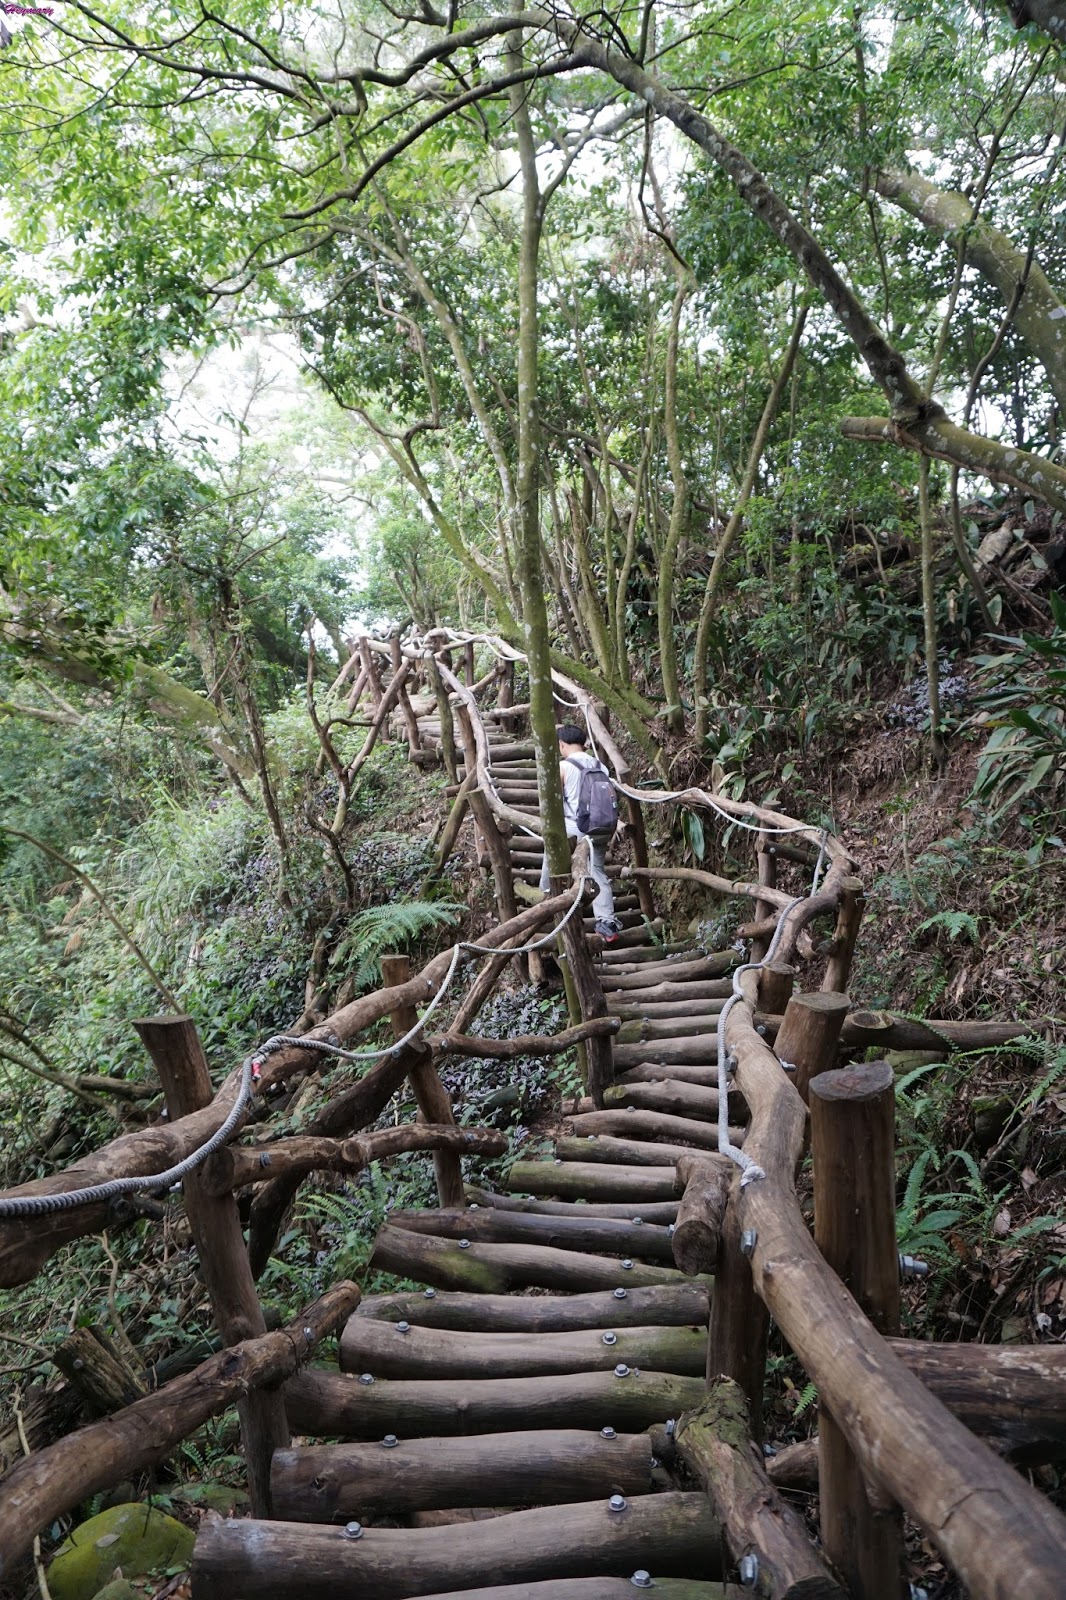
[676,1381,843,1598]
[271,1427,657,1521]
[370,1223,695,1293]
[624,796,657,920]
[505,1160,680,1203]
[675,1376,845,1600]
[772,991,851,1104]
[284,1366,708,1442]
[360,635,385,708]
[426,652,460,784]
[723,984,1066,1600]
[430,772,476,876]
[390,633,423,756]
[822,876,865,993]
[809,1061,903,1600]
[750,834,778,963]
[191,1492,719,1600]
[706,1179,770,1444]
[356,1282,710,1332]
[672,1155,732,1277]
[51,1326,146,1415]
[338,1317,707,1380]
[0,1283,358,1579]
[756,961,795,1015]
[380,954,464,1208]
[456,700,520,925]
[386,1203,676,1265]
[132,1014,288,1517]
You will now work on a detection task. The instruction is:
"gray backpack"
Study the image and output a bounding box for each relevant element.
[565,758,618,837]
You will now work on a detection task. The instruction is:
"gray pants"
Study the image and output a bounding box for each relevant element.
[539,831,616,929]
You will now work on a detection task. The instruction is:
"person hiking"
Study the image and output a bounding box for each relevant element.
[538,724,624,941]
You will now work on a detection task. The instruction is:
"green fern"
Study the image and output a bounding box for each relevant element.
[794,1381,818,1417]
[915,910,979,943]
[330,901,465,990]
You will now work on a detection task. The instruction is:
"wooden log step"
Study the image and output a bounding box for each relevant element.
[616,1015,723,1043]
[356,1283,710,1332]
[587,925,662,951]
[371,1224,692,1292]
[339,1319,707,1381]
[192,1491,719,1600]
[614,1063,718,1087]
[582,910,647,933]
[602,1082,716,1121]
[505,1162,681,1204]
[600,956,736,988]
[464,1189,680,1224]
[555,1135,742,1169]
[284,1366,707,1441]
[386,1206,676,1265]
[271,1428,658,1522]
[568,1110,726,1151]
[612,1038,715,1069]
[596,942,691,966]
[605,982,734,1010]
[514,867,625,883]
[417,1582,725,1600]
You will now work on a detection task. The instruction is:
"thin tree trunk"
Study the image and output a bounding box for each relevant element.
[659,278,693,735]
[693,306,807,744]
[918,457,944,767]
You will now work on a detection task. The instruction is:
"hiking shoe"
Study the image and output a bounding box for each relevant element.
[596,918,624,942]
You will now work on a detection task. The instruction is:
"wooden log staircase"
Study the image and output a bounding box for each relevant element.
[194,691,745,1597]
[2,630,1063,1600]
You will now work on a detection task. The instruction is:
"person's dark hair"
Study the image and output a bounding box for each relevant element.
[556,723,586,747]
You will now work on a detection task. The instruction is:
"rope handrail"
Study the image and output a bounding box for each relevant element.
[0,886,590,1220]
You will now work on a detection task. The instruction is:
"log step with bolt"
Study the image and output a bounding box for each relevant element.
[283,1365,708,1440]
[355,1283,710,1333]
[385,1204,678,1264]
[338,1319,707,1381]
[270,1428,660,1521]
[192,1492,719,1600]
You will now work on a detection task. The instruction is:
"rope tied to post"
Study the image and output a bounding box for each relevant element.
[0,887,591,1219]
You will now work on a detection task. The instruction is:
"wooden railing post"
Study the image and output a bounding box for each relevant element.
[132,1014,288,1517]
[706,1183,770,1442]
[756,960,795,1015]
[809,1061,903,1600]
[623,796,657,921]
[453,701,519,925]
[389,634,423,758]
[773,990,851,1104]
[749,834,778,962]
[380,955,464,1208]
[822,875,865,993]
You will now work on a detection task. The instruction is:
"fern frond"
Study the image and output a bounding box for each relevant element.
[331,900,465,990]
